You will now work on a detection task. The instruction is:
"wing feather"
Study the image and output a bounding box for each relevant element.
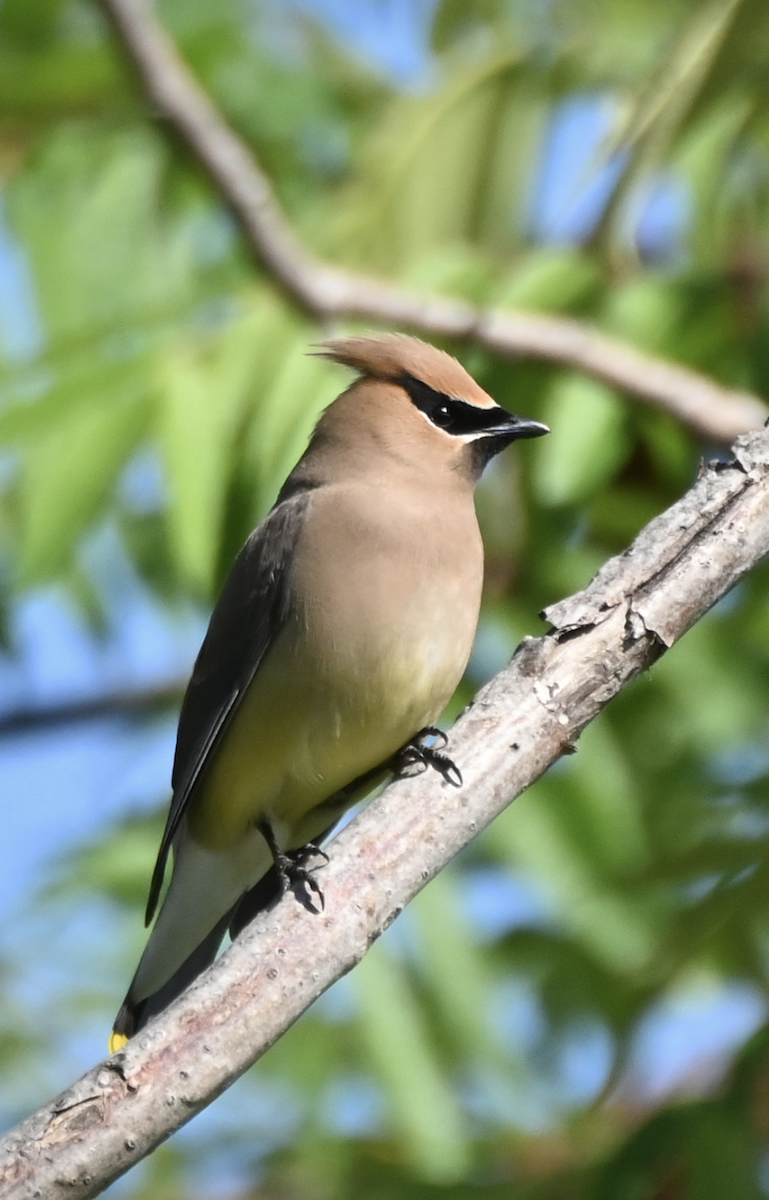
[145,491,310,924]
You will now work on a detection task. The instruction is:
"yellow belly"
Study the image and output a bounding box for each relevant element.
[186,607,470,853]
[187,478,484,854]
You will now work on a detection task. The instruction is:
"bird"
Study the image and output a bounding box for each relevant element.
[109,333,548,1052]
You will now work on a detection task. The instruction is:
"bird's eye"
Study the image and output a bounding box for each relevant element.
[432,403,453,429]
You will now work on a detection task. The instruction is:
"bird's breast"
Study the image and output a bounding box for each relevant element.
[292,483,484,728]
[189,482,484,850]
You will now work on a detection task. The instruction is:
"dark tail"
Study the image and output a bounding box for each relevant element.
[109,908,233,1051]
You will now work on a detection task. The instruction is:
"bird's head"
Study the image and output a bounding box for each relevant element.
[313,333,548,483]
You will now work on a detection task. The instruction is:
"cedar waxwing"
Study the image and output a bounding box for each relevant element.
[110,333,548,1051]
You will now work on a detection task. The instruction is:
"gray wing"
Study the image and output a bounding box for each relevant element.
[145,490,311,924]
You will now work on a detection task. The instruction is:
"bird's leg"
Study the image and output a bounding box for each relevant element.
[392,726,463,787]
[257,818,329,913]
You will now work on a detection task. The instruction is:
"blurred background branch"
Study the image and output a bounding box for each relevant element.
[0,681,183,736]
[99,0,767,446]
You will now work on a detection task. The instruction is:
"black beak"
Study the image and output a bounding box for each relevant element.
[483,410,550,441]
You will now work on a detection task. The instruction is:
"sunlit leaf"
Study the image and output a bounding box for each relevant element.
[534,373,630,506]
[495,247,602,313]
[353,946,470,1182]
[17,385,150,582]
[156,310,267,593]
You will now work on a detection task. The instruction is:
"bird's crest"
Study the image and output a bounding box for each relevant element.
[315,333,495,408]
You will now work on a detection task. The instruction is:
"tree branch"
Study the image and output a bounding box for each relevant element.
[0,682,184,737]
[3,428,769,1198]
[97,0,768,446]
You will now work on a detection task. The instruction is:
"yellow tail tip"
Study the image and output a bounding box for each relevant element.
[109,1030,129,1054]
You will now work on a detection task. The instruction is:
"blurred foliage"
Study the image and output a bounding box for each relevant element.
[3,0,769,1197]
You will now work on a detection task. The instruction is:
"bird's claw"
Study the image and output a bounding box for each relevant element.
[393,726,463,787]
[258,820,329,913]
[276,843,329,913]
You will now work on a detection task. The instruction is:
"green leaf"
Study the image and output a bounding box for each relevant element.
[156,311,268,594]
[604,277,686,353]
[18,385,150,583]
[687,1109,762,1200]
[243,328,342,508]
[346,53,540,268]
[534,373,630,506]
[411,871,508,1066]
[0,356,151,445]
[353,946,470,1182]
[45,812,165,908]
[495,248,602,313]
[487,792,660,974]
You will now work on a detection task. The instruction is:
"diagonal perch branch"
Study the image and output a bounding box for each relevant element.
[98,0,768,445]
[3,428,769,1199]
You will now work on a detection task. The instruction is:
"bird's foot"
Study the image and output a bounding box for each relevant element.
[258,821,329,913]
[283,843,329,912]
[393,726,463,787]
